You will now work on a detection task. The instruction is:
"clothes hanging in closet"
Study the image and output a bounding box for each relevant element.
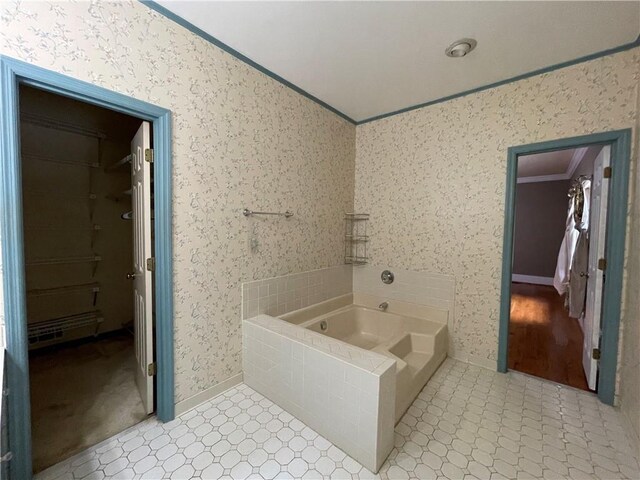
[568,232,589,318]
[567,177,591,318]
[553,176,591,318]
[553,201,578,296]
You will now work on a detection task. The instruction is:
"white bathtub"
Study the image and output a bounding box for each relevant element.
[281,293,448,421]
[243,292,448,472]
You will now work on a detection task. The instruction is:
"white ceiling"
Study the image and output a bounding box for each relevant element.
[518,149,579,178]
[517,147,600,183]
[156,1,640,122]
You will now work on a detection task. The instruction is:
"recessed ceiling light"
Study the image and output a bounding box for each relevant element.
[445,38,477,58]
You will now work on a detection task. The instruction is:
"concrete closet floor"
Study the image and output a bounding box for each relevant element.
[29,332,148,473]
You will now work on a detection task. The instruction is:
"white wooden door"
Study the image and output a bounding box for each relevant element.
[582,145,610,390]
[131,121,154,414]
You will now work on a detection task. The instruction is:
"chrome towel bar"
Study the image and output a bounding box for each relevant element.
[243,208,293,218]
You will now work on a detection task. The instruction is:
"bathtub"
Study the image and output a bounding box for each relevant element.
[243,292,448,471]
[281,293,448,422]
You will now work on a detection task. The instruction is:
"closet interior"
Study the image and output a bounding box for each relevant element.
[19,85,151,472]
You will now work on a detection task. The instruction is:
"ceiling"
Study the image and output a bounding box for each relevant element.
[517,147,596,183]
[155,1,640,122]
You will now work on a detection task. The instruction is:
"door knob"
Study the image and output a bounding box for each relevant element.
[126,272,138,279]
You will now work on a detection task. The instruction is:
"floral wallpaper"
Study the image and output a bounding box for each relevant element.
[620,75,640,446]
[355,48,639,395]
[0,0,355,402]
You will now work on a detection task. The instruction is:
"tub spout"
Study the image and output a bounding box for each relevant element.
[378,302,389,311]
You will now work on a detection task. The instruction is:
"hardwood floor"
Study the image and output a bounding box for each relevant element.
[508,282,591,391]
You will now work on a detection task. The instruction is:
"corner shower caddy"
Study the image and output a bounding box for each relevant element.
[344,213,369,265]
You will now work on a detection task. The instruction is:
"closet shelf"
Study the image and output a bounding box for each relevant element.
[26,190,97,201]
[24,224,101,232]
[26,255,102,266]
[21,112,107,139]
[105,154,132,172]
[27,282,100,297]
[27,311,104,340]
[23,152,100,168]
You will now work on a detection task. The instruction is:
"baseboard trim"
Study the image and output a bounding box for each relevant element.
[511,274,554,286]
[175,373,244,416]
[450,351,497,371]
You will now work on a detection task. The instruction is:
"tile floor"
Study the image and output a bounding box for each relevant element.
[36,359,639,480]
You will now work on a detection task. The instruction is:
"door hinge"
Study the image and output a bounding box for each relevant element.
[592,348,601,360]
[603,166,612,178]
[147,362,157,376]
[598,258,607,271]
[146,257,155,272]
[145,148,154,163]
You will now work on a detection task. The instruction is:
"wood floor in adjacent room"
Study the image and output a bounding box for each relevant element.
[29,332,148,473]
[508,282,591,392]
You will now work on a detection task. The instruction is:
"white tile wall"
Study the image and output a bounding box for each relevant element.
[242,265,352,320]
[353,264,455,323]
[243,314,396,472]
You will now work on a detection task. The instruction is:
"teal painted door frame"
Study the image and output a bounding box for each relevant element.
[497,130,632,405]
[0,56,175,479]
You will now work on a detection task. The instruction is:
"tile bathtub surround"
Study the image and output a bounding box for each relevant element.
[353,265,455,315]
[242,266,352,320]
[36,359,639,480]
[243,314,396,472]
[353,265,463,359]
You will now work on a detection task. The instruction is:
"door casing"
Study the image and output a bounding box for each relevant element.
[497,130,632,406]
[0,56,175,479]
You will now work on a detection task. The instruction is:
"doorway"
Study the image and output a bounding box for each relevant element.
[0,56,174,480]
[508,145,607,391]
[497,130,631,406]
[18,86,155,471]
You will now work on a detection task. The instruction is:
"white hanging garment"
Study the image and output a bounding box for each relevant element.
[569,232,589,318]
[554,177,592,297]
[576,178,591,231]
[568,178,592,318]
[553,201,578,295]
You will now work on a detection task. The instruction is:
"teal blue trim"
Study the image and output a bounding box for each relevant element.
[0,55,31,480]
[497,147,518,374]
[152,109,175,423]
[498,130,632,406]
[140,0,357,125]
[0,56,175,479]
[597,131,632,404]
[358,36,640,125]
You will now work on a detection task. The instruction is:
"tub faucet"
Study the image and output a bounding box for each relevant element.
[378,302,389,311]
